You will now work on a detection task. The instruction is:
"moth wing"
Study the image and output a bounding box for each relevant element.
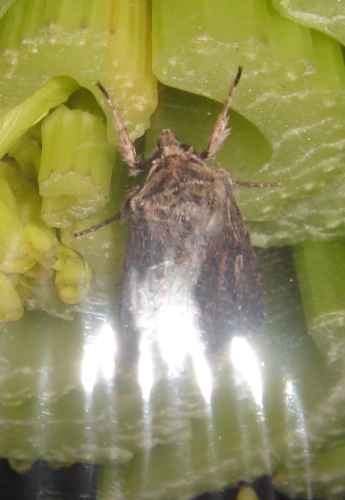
[195,178,263,350]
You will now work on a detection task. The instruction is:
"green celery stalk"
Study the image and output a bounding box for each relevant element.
[274,441,345,499]
[273,0,345,45]
[60,156,128,305]
[293,240,345,452]
[17,264,75,319]
[0,161,58,273]
[293,240,345,364]
[0,272,23,321]
[53,245,92,305]
[0,0,156,142]
[39,105,114,227]
[0,76,78,158]
[9,130,41,181]
[0,163,39,273]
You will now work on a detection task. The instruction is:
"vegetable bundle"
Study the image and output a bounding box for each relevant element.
[0,1,344,499]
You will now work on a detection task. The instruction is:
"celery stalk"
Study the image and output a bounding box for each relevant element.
[54,245,92,305]
[152,0,345,246]
[0,0,156,142]
[0,272,23,321]
[0,161,58,273]
[274,441,345,499]
[273,0,345,45]
[0,1,13,18]
[17,265,75,319]
[98,465,126,500]
[293,240,345,364]
[9,131,41,181]
[60,156,128,306]
[0,178,32,273]
[293,240,345,453]
[0,76,78,159]
[40,105,114,227]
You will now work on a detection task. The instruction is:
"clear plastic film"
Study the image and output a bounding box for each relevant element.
[0,1,344,500]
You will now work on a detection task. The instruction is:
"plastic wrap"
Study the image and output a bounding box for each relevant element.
[0,1,344,499]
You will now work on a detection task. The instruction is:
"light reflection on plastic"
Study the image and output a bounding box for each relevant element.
[192,350,213,406]
[81,322,117,394]
[230,336,273,471]
[138,340,155,402]
[134,264,213,404]
[230,336,263,408]
[285,379,312,499]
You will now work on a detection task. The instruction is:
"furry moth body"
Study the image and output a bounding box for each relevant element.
[79,68,264,358]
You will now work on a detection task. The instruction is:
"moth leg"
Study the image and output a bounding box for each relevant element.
[233,179,279,188]
[97,82,142,175]
[202,66,242,160]
[74,212,121,238]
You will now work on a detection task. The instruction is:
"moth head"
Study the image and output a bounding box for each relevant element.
[158,129,182,157]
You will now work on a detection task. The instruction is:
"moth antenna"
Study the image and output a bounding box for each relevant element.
[74,212,121,238]
[97,82,140,175]
[202,66,243,160]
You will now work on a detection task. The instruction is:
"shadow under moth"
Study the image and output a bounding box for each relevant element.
[77,68,266,361]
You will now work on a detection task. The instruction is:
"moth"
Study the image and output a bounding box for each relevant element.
[78,68,266,359]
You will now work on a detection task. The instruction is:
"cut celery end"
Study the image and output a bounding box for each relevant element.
[39,105,115,227]
[0,162,58,273]
[0,272,24,321]
[60,156,128,309]
[40,105,113,198]
[41,195,103,228]
[152,0,345,245]
[17,265,75,320]
[273,0,345,46]
[24,223,58,269]
[0,189,34,274]
[0,76,78,159]
[54,245,92,305]
[0,0,157,144]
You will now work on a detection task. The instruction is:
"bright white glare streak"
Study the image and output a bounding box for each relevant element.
[81,322,117,394]
[192,351,213,406]
[284,379,312,500]
[133,262,213,404]
[285,379,294,399]
[138,340,155,402]
[230,336,263,408]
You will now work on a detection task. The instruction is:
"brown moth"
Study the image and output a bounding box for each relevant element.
[77,68,265,359]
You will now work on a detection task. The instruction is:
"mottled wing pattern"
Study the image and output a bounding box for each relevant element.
[194,170,263,349]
